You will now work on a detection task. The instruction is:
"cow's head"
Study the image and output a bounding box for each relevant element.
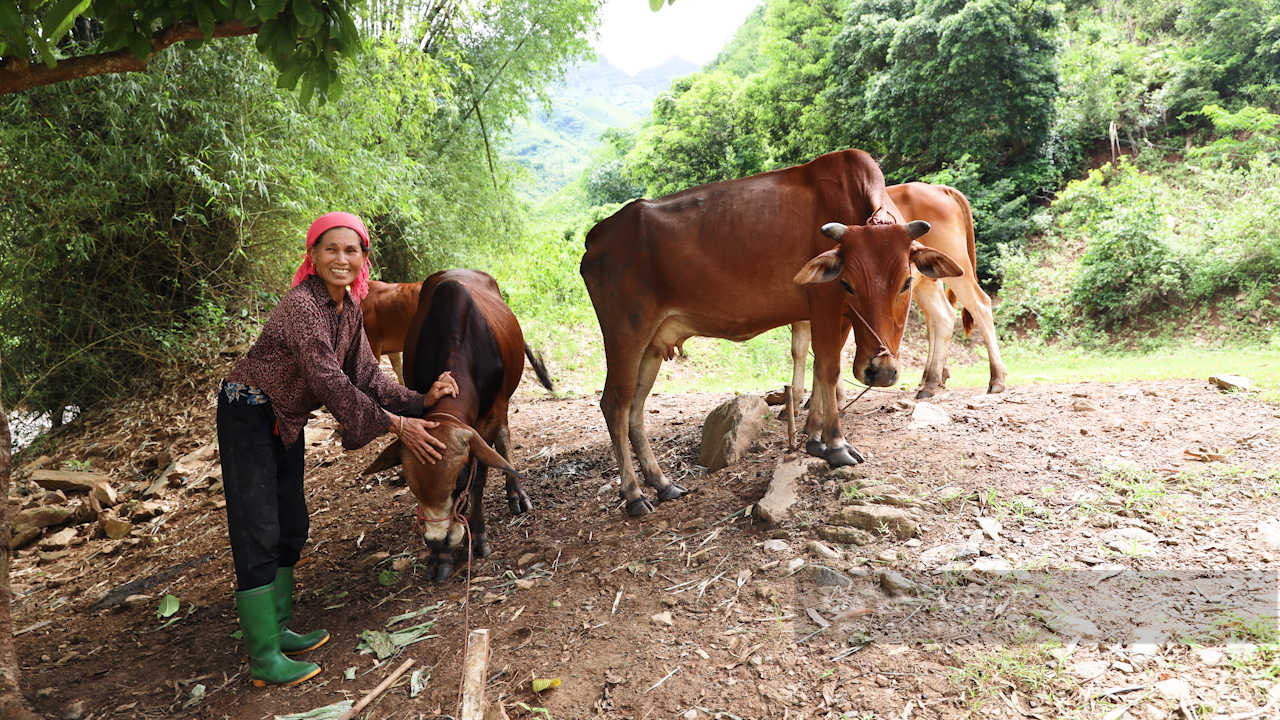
[403,417,522,548]
[793,220,964,387]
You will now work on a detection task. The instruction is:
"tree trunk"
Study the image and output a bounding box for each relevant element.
[0,358,40,720]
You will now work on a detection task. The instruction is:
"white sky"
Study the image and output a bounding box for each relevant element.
[593,0,764,75]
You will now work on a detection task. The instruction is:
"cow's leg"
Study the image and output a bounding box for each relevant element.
[951,284,1008,394]
[914,276,954,399]
[495,425,531,515]
[389,352,405,386]
[630,347,688,503]
[810,317,864,467]
[789,322,810,412]
[600,341,651,516]
[467,464,492,563]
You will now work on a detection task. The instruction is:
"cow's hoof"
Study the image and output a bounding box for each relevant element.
[657,483,689,502]
[824,445,865,466]
[625,497,654,516]
[915,388,935,400]
[507,492,533,515]
[988,381,1007,394]
[434,560,455,583]
[805,439,827,459]
[471,536,492,560]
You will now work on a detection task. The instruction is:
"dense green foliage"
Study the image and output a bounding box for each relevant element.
[0,0,599,414]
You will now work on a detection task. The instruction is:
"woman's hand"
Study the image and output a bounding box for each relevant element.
[396,416,449,465]
[424,371,459,408]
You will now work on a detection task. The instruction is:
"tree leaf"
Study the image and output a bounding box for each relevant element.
[291,0,320,27]
[648,0,664,11]
[0,0,25,44]
[157,594,180,619]
[532,677,561,692]
[254,0,288,22]
[24,28,56,67]
[127,31,153,61]
[193,0,216,38]
[40,0,92,45]
[377,569,400,586]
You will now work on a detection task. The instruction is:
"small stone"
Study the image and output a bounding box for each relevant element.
[805,564,854,588]
[683,710,698,720]
[919,543,979,568]
[970,558,1013,577]
[876,550,897,562]
[355,552,390,572]
[35,688,54,700]
[762,539,790,553]
[1194,648,1224,667]
[38,550,71,565]
[808,540,840,560]
[846,565,869,577]
[517,553,538,568]
[391,557,412,573]
[1143,705,1167,720]
[785,558,805,574]
[98,512,133,540]
[877,570,916,595]
[130,501,166,521]
[39,527,77,551]
[1112,661,1133,673]
[1153,678,1191,703]
[122,594,152,610]
[662,596,679,607]
[513,579,534,590]
[976,516,1002,542]
[904,539,921,547]
[1045,613,1102,639]
[907,402,950,430]
[1072,400,1099,412]
[1070,661,1109,680]
[651,611,675,627]
[818,526,873,545]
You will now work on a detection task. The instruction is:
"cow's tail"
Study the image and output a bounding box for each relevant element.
[943,185,978,337]
[525,344,555,392]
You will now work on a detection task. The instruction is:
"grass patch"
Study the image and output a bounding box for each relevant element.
[948,643,1065,710]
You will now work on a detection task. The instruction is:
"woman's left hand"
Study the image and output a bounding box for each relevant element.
[424,371,459,408]
[400,418,448,464]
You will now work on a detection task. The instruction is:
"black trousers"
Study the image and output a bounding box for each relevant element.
[217,385,308,591]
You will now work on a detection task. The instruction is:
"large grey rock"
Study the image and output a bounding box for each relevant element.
[877,570,917,595]
[698,394,770,471]
[827,505,919,540]
[818,526,873,545]
[12,505,74,530]
[806,564,854,588]
[30,470,118,506]
[754,457,820,524]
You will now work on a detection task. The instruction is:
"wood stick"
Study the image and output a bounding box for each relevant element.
[459,628,491,720]
[783,384,796,448]
[337,657,415,720]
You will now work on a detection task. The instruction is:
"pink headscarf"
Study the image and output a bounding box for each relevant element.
[291,212,372,303]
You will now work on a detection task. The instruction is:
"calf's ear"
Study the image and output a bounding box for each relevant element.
[794,248,845,285]
[909,241,965,279]
[465,429,526,479]
[362,439,403,475]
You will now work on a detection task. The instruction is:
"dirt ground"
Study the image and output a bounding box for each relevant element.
[8,334,1280,720]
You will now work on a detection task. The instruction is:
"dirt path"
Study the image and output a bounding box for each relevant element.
[9,360,1280,720]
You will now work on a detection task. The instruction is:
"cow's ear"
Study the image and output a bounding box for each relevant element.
[794,248,845,285]
[361,439,402,475]
[910,241,965,279]
[465,428,526,479]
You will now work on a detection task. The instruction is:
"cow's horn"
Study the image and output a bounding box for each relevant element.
[463,427,526,479]
[820,222,847,240]
[906,220,931,239]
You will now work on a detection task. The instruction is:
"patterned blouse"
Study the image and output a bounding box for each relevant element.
[227,274,424,450]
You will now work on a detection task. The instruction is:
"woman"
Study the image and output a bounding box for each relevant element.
[217,212,457,687]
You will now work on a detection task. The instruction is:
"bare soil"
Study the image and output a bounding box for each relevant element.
[9,339,1280,720]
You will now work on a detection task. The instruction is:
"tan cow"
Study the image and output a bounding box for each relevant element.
[361,280,423,384]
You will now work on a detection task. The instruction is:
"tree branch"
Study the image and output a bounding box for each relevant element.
[0,19,258,96]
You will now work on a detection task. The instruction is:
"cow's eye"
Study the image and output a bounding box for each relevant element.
[840,279,856,296]
[901,276,913,293]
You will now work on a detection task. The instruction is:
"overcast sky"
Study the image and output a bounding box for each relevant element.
[593,0,764,75]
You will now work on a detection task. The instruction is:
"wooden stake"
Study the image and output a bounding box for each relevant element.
[337,658,415,720]
[783,384,796,449]
[459,628,490,720]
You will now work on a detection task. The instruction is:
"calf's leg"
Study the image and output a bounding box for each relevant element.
[493,424,532,515]
[630,346,688,503]
[913,276,954,399]
[600,340,652,516]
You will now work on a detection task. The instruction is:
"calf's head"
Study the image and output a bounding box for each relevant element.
[794,220,964,387]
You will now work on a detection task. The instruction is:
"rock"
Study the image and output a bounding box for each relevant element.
[1069,660,1109,681]
[785,557,805,574]
[976,516,1002,542]
[391,556,412,573]
[355,552,391,572]
[970,558,1013,577]
[1090,564,1126,581]
[130,501,166,521]
[683,710,698,720]
[918,543,979,568]
[1112,661,1134,673]
[1208,374,1252,392]
[907,402,950,430]
[698,394,770,471]
[754,457,820,525]
[876,550,897,562]
[1152,678,1191,703]
[651,611,675,627]
[1193,648,1224,667]
[1045,612,1101,639]
[1128,627,1165,657]
[38,550,71,565]
[1256,518,1280,549]
[827,505,919,540]
[1100,527,1157,555]
[818,526,873,545]
[517,553,539,568]
[904,538,921,547]
[1072,399,1099,412]
[122,594,152,610]
[39,527,77,551]
[9,526,41,550]
[806,564,854,588]
[98,512,133,540]
[827,467,866,485]
[807,540,840,560]
[1224,640,1258,658]
[13,505,74,530]
[877,570,917,595]
[30,470,118,506]
[1143,705,1167,720]
[762,539,789,553]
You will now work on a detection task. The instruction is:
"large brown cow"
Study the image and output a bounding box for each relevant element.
[363,270,554,579]
[580,149,964,516]
[361,280,423,385]
[788,182,1008,419]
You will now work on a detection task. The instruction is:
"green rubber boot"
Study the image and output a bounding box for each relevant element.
[235,585,322,687]
[274,566,329,655]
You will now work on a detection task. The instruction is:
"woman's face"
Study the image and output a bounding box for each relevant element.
[310,227,367,296]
